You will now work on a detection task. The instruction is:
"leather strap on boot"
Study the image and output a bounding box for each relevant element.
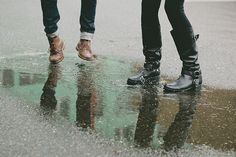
[127,48,161,85]
[143,47,162,70]
[164,68,202,92]
[181,69,202,88]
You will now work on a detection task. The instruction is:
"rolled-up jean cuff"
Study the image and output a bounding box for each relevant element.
[80,32,94,40]
[46,30,59,39]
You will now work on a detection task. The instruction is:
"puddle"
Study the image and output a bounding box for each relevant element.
[0,54,235,154]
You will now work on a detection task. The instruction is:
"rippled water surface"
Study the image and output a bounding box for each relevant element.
[0,54,235,157]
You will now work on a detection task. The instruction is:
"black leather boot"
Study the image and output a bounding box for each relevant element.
[164,30,202,92]
[127,47,161,85]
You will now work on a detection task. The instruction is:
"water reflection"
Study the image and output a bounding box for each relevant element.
[0,56,235,152]
[134,85,159,148]
[134,85,199,151]
[76,66,97,130]
[40,64,61,115]
[0,69,45,88]
[163,91,199,151]
[20,73,45,86]
[2,69,14,87]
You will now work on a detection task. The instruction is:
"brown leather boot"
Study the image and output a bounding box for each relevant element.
[48,36,65,64]
[76,39,96,61]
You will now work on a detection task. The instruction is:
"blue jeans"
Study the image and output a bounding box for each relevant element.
[41,0,97,35]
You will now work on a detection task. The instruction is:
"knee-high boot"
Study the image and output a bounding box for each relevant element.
[164,30,202,92]
[127,47,161,85]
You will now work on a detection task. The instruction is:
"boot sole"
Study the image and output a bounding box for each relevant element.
[127,76,160,85]
[163,84,202,93]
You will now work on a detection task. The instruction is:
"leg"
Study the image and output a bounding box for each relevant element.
[142,0,162,49]
[80,0,97,40]
[164,0,192,33]
[164,0,202,92]
[41,0,64,64]
[127,0,162,85]
[76,0,97,61]
[41,0,60,36]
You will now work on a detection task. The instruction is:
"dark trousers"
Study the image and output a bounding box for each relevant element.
[41,0,97,34]
[142,0,193,49]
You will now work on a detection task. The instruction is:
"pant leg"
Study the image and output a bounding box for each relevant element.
[141,0,162,49]
[164,0,193,33]
[80,0,97,34]
[165,0,200,71]
[41,0,60,35]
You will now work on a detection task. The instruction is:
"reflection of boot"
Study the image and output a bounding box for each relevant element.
[40,64,61,111]
[163,92,198,151]
[127,48,161,85]
[164,30,202,92]
[134,86,159,147]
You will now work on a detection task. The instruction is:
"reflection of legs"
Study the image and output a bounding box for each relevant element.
[76,95,93,129]
[76,70,96,130]
[164,0,202,92]
[163,92,198,151]
[40,64,61,112]
[134,86,159,147]
[127,0,162,85]
[76,0,97,61]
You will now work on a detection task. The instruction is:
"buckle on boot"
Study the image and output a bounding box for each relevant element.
[194,34,200,41]
[193,70,200,79]
[193,70,201,87]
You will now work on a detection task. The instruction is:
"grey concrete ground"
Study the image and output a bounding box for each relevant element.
[0,0,236,157]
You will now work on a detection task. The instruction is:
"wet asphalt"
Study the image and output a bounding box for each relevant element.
[1,0,236,157]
